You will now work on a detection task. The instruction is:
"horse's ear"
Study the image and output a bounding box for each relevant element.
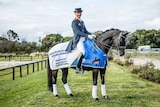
[122,31,130,36]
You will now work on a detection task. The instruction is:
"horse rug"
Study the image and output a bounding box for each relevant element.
[48,39,107,70]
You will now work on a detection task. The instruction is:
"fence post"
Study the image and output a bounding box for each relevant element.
[41,61,43,70]
[45,60,46,68]
[37,62,39,71]
[33,63,34,72]
[9,56,11,61]
[20,66,22,77]
[13,67,15,80]
[31,56,33,61]
[27,64,29,74]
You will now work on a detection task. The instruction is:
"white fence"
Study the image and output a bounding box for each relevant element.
[125,48,160,56]
[112,48,160,56]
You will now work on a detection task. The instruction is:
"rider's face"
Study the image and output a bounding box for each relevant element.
[75,12,82,19]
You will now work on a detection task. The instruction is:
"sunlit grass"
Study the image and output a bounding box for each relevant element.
[0,62,160,107]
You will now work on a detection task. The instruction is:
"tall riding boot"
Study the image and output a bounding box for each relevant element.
[76,52,84,74]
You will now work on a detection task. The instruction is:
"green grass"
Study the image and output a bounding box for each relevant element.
[0,62,160,107]
[0,61,46,81]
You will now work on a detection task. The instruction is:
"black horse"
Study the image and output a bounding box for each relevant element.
[47,28,129,101]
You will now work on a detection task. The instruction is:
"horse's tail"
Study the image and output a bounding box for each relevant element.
[47,57,53,91]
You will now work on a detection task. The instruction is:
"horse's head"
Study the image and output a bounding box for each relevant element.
[112,30,129,56]
[95,28,129,56]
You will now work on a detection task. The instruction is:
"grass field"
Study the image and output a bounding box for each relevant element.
[0,62,160,107]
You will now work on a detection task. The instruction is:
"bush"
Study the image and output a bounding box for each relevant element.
[108,51,113,60]
[114,59,125,66]
[131,66,140,74]
[130,62,160,83]
[115,58,160,84]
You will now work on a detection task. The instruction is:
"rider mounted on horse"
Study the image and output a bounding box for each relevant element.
[66,8,96,74]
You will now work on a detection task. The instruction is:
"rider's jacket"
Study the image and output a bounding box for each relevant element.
[66,18,91,52]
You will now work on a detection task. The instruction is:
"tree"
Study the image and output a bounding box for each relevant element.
[63,36,73,42]
[7,29,19,41]
[20,41,28,52]
[126,29,160,49]
[42,33,63,51]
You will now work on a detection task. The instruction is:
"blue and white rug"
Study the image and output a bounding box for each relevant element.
[48,39,107,70]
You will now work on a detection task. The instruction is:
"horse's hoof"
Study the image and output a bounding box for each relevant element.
[103,95,109,99]
[69,94,74,98]
[93,98,99,101]
[55,95,60,98]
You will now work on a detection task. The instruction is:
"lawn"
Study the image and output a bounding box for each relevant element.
[0,62,160,107]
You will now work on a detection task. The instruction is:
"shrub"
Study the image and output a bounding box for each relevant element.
[124,58,134,66]
[153,70,160,83]
[132,62,160,83]
[131,66,140,74]
[108,54,113,60]
[114,58,125,66]
[115,58,160,83]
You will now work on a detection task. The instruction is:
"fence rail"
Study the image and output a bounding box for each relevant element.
[0,59,47,80]
[112,49,160,56]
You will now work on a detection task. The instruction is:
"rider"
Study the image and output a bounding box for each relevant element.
[66,8,95,73]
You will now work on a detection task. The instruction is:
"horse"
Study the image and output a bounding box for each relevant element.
[47,28,129,101]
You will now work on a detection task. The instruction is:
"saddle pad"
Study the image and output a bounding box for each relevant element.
[48,41,80,70]
[48,40,107,70]
[71,39,107,68]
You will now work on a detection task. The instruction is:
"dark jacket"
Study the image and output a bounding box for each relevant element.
[66,18,91,52]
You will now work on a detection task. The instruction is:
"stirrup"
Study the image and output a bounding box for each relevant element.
[76,66,84,74]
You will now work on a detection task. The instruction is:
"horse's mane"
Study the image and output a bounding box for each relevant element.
[103,28,120,34]
[95,28,120,36]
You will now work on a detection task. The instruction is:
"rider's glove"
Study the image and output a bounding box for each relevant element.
[88,34,96,39]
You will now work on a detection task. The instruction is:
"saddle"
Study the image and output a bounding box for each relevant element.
[48,39,107,70]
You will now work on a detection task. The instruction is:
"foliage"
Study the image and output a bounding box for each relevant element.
[1,30,73,53]
[0,38,38,54]
[108,50,113,60]
[114,58,125,66]
[41,34,72,51]
[114,54,134,66]
[0,62,160,107]
[124,54,134,66]
[63,36,73,42]
[114,56,160,84]
[131,62,160,83]
[7,29,19,41]
[126,29,160,49]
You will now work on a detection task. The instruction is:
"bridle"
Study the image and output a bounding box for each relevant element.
[95,31,127,53]
[117,32,127,49]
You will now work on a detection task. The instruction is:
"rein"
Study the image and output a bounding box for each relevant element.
[95,40,111,50]
[94,31,127,54]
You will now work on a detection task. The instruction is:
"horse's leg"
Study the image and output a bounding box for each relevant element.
[47,58,53,91]
[51,70,59,97]
[47,58,59,97]
[92,69,99,101]
[100,68,108,99]
[61,68,73,97]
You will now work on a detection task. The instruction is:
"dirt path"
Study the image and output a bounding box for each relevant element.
[133,58,160,69]
[0,61,34,69]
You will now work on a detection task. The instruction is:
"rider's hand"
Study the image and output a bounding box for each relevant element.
[88,35,96,39]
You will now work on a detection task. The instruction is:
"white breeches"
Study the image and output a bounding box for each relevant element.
[77,37,85,55]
